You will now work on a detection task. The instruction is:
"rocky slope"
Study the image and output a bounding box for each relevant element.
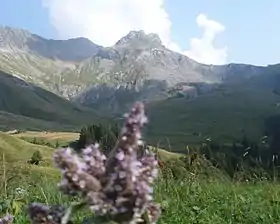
[0,26,276,113]
[0,26,101,97]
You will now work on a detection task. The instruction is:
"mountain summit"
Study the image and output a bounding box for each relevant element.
[115,30,162,47]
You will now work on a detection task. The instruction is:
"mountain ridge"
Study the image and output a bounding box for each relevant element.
[0,26,279,114]
[1,26,280,149]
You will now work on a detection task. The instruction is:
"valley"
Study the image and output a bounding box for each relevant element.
[1,26,280,148]
[1,25,280,223]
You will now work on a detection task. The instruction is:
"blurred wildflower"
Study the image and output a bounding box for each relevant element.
[27,102,161,224]
[0,214,13,224]
[28,203,72,224]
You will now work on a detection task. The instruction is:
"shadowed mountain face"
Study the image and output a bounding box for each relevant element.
[27,36,102,62]
[0,70,107,131]
[0,26,280,115]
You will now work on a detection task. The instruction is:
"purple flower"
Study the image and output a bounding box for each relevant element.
[28,203,72,224]
[53,147,102,196]
[81,143,106,179]
[28,102,161,224]
[0,214,13,224]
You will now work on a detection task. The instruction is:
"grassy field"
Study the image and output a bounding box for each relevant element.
[12,131,79,148]
[12,131,182,160]
[4,172,280,223]
[2,131,280,223]
[0,132,54,163]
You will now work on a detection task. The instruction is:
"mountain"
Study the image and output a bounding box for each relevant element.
[0,26,272,112]
[70,30,272,114]
[0,70,107,131]
[144,63,280,150]
[0,26,101,61]
[1,26,280,150]
[0,26,101,98]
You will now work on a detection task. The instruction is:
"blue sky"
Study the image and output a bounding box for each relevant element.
[0,0,279,66]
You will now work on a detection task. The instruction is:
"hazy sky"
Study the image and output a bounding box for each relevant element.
[1,0,279,66]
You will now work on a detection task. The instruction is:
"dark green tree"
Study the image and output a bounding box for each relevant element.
[75,123,119,155]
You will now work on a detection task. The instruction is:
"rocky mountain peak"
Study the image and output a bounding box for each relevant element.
[115,30,162,48]
[0,26,32,51]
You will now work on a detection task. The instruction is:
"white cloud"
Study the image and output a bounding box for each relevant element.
[42,0,173,47]
[42,0,227,65]
[184,14,227,65]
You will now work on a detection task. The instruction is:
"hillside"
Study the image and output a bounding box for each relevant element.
[0,131,59,191]
[0,131,53,163]
[12,131,182,161]
[0,70,108,131]
[145,74,280,151]
[0,26,101,98]
[0,111,77,131]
